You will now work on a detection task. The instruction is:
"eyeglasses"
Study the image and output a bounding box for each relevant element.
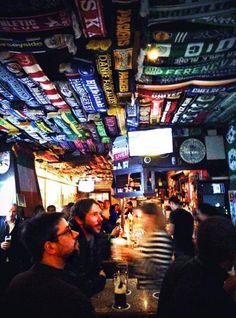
[56,226,73,237]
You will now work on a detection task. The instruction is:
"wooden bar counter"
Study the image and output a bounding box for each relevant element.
[91,278,158,318]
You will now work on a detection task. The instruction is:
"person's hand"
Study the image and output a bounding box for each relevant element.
[1,241,10,250]
[119,246,140,262]
[111,226,121,237]
[99,270,106,278]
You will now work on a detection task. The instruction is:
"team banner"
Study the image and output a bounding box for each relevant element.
[160,97,180,124]
[61,59,108,113]
[151,51,236,67]
[107,107,127,136]
[148,0,236,25]
[15,53,69,109]
[0,34,77,54]
[111,0,139,96]
[1,55,50,105]
[191,14,236,27]
[103,116,119,137]
[0,82,19,101]
[55,81,87,123]
[149,24,236,44]
[137,78,236,91]
[60,110,87,140]
[94,120,110,143]
[126,96,139,129]
[61,64,96,114]
[81,122,100,141]
[96,52,118,106]
[0,10,72,33]
[0,62,40,107]
[74,0,107,38]
[145,37,236,59]
[143,57,236,77]
[52,115,78,141]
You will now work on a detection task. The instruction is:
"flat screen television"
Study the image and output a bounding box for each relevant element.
[128,128,173,156]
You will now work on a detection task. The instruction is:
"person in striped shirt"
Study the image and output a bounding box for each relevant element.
[119,202,173,290]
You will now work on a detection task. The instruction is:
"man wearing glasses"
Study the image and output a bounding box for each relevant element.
[66,198,108,297]
[2,213,95,318]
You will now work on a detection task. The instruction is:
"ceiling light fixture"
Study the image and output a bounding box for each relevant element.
[146,45,159,61]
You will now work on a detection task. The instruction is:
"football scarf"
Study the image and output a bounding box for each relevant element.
[15,53,69,109]
[74,0,107,38]
[0,63,40,107]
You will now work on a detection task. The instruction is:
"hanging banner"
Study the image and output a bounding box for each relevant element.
[146,37,236,58]
[55,81,87,122]
[15,53,69,109]
[160,96,181,124]
[0,10,72,33]
[144,56,236,77]
[0,34,77,54]
[96,52,118,106]
[74,0,107,38]
[1,56,50,105]
[148,0,236,25]
[61,59,108,113]
[191,14,236,27]
[148,50,236,67]
[103,116,119,137]
[0,63,40,107]
[111,0,138,96]
[149,25,236,44]
[0,82,19,101]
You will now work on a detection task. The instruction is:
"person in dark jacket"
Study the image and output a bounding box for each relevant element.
[0,204,30,294]
[2,212,95,318]
[66,198,108,297]
[157,216,236,318]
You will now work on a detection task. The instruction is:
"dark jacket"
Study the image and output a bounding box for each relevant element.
[0,216,31,292]
[66,219,107,297]
[157,256,236,318]
[2,263,95,318]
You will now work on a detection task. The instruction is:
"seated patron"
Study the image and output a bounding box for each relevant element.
[2,213,95,318]
[66,199,108,297]
[157,216,236,318]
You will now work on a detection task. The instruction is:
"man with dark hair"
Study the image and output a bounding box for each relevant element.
[168,195,194,258]
[67,198,107,297]
[125,200,133,217]
[196,202,221,222]
[0,204,30,294]
[2,213,95,318]
[157,216,236,318]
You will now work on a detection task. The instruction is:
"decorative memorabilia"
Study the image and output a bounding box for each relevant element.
[228,148,236,171]
[179,138,206,164]
[226,124,236,144]
[0,151,11,174]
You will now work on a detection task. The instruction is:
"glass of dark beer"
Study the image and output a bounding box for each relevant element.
[113,271,127,309]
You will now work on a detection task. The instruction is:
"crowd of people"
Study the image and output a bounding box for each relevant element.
[0,197,236,317]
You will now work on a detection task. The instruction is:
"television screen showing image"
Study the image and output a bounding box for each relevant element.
[128,128,173,156]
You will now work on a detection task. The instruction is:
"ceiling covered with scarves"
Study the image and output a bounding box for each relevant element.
[0,0,236,181]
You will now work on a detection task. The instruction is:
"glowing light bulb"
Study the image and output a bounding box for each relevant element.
[147,47,159,61]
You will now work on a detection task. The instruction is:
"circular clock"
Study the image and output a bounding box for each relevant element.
[179,138,206,164]
[0,151,11,174]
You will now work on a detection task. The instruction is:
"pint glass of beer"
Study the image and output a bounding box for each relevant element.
[113,271,127,309]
